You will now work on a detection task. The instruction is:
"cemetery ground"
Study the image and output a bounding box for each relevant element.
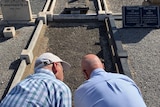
[0,0,160,106]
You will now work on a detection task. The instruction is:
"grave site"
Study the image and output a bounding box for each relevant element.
[0,0,160,106]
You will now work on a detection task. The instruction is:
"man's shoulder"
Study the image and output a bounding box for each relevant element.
[76,72,133,90]
[21,73,69,90]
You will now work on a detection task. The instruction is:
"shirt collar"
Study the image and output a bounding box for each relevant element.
[90,68,106,78]
[35,68,56,79]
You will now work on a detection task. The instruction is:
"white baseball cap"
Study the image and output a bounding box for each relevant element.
[34,52,71,71]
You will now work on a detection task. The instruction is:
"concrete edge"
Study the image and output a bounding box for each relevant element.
[38,0,54,24]
[111,18,132,78]
[105,17,132,78]
[97,0,112,14]
[42,0,51,12]
[97,0,103,11]
[49,0,57,14]
[45,0,57,21]
[7,20,44,93]
[19,20,43,65]
[8,60,27,92]
[21,50,34,64]
[38,12,47,24]
[28,20,43,54]
[52,14,98,20]
[102,0,112,14]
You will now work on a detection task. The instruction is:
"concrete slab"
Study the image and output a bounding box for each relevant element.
[3,27,16,38]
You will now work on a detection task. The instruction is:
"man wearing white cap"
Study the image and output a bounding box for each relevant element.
[0,52,72,107]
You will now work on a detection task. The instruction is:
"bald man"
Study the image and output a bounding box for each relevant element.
[74,54,147,107]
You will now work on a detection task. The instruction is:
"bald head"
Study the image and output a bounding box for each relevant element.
[81,54,104,79]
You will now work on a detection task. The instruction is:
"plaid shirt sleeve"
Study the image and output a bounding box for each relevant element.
[48,79,72,107]
[0,72,72,107]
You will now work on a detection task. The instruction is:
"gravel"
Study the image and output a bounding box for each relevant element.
[114,11,160,107]
[0,26,35,100]
[115,21,160,106]
[106,0,144,13]
[107,0,160,106]
[30,0,46,14]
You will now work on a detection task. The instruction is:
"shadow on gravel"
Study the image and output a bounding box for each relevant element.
[1,59,21,100]
[9,59,21,71]
[0,25,33,43]
[0,37,9,42]
[92,0,99,12]
[115,28,154,44]
[68,0,78,3]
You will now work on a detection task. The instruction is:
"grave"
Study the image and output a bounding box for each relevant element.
[0,0,33,22]
[64,0,89,14]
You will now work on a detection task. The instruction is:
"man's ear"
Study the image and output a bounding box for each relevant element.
[52,63,57,74]
[83,70,90,80]
[103,63,105,69]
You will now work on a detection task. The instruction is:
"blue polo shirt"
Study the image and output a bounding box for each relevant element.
[0,68,72,107]
[74,68,146,107]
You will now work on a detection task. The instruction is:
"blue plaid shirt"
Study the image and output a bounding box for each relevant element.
[0,68,72,107]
